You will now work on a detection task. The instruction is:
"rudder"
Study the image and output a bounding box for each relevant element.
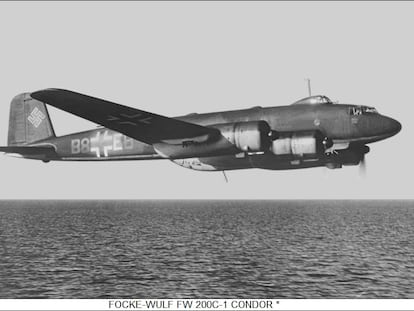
[8,93,55,146]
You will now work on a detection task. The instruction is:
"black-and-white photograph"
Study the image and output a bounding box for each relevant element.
[0,1,413,309]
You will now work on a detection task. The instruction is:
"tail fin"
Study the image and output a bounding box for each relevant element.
[7,93,55,146]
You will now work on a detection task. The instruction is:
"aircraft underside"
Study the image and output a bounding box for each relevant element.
[172,145,367,171]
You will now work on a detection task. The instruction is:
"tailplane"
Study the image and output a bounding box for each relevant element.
[7,93,55,146]
[0,145,57,161]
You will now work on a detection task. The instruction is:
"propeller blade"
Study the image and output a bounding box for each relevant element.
[359,153,367,177]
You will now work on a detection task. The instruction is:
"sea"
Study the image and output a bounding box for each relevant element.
[0,200,413,298]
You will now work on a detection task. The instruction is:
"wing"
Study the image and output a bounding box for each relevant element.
[30,89,218,145]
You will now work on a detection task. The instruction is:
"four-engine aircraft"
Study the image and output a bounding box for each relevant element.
[0,89,401,172]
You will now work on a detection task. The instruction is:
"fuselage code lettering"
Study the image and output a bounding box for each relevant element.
[71,131,133,157]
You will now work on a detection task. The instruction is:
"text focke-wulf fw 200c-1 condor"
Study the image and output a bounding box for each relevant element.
[0,88,401,172]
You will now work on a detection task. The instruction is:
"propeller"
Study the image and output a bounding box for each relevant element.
[359,153,367,176]
[359,145,370,177]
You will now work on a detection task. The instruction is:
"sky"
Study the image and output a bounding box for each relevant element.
[0,2,411,200]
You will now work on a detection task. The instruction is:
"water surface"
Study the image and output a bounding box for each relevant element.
[0,200,413,298]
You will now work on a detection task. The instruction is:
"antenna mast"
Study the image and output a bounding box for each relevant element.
[305,78,312,96]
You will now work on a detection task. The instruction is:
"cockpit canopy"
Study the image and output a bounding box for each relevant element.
[291,95,333,105]
[349,106,378,116]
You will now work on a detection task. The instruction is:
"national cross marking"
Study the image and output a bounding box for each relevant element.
[107,113,152,126]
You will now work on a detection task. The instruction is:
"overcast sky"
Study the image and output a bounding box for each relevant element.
[0,2,411,199]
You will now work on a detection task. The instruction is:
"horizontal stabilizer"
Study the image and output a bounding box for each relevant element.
[0,145,57,157]
[31,89,219,145]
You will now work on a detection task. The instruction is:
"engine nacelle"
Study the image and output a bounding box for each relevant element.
[213,121,271,152]
[271,130,326,157]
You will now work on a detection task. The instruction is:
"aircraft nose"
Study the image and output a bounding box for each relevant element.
[383,116,402,137]
[354,114,401,143]
[371,115,402,141]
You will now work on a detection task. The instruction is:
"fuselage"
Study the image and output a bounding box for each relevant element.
[29,97,401,172]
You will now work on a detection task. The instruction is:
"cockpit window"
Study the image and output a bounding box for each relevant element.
[318,96,332,104]
[292,95,333,105]
[362,106,378,113]
[349,106,378,115]
[350,107,363,116]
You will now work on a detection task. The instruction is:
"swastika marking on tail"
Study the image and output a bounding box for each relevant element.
[27,107,46,128]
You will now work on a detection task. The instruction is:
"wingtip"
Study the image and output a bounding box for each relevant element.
[30,88,68,100]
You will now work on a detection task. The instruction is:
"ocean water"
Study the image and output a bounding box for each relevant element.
[0,200,413,298]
